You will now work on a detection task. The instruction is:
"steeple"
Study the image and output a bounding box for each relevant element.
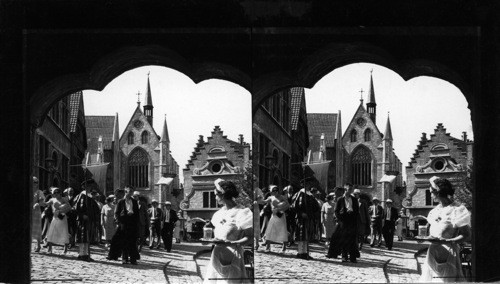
[112,113,121,189]
[383,112,393,141]
[335,110,344,187]
[160,114,170,144]
[366,70,377,124]
[143,72,154,126]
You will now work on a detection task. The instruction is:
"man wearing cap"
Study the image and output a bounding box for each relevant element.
[161,201,179,252]
[368,197,384,247]
[148,199,163,249]
[114,185,140,264]
[381,199,399,250]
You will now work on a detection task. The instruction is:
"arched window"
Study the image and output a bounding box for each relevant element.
[364,129,372,142]
[128,148,149,188]
[127,132,134,145]
[141,131,149,144]
[350,130,357,142]
[351,146,372,186]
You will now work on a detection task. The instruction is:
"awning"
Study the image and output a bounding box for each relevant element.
[156,177,174,185]
[379,174,397,183]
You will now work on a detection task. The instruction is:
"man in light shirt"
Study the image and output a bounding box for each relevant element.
[114,185,140,264]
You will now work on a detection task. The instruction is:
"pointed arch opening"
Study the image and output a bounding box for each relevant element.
[127,132,134,145]
[364,129,372,142]
[351,145,373,186]
[141,131,149,144]
[128,147,150,189]
[350,129,357,142]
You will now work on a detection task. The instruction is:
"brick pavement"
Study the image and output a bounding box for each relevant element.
[254,239,428,283]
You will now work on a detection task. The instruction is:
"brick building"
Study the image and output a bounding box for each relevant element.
[306,72,404,205]
[253,87,309,190]
[33,92,87,193]
[405,123,473,218]
[181,126,250,221]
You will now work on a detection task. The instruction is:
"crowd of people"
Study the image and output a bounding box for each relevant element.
[31,177,182,264]
[32,174,471,282]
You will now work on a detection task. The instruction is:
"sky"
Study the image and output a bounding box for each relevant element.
[305,63,473,179]
[83,66,252,181]
[83,63,472,183]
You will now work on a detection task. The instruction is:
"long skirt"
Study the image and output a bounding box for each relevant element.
[103,219,116,241]
[323,218,337,240]
[32,208,42,240]
[420,242,465,282]
[203,244,249,283]
[264,213,288,243]
[46,216,69,245]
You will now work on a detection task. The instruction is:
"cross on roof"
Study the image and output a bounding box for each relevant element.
[359,88,364,103]
[136,91,141,105]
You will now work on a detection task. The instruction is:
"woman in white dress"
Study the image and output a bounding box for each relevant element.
[203,179,253,284]
[45,187,71,254]
[32,176,46,252]
[263,185,289,254]
[101,195,116,247]
[419,176,471,283]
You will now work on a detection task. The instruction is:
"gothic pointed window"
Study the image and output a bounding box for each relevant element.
[141,131,149,144]
[364,129,372,142]
[350,129,357,142]
[128,148,149,188]
[127,132,134,145]
[351,146,372,186]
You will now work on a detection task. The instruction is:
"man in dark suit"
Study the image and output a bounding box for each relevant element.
[148,199,163,249]
[114,185,140,264]
[161,201,179,252]
[368,197,384,247]
[381,199,399,250]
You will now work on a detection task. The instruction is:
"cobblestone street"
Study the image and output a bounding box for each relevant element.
[31,238,428,283]
[254,239,428,283]
[31,241,210,283]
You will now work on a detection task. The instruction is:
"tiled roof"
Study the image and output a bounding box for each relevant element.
[69,91,83,133]
[307,113,338,148]
[85,116,115,152]
[290,87,305,130]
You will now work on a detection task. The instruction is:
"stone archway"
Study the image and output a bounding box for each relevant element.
[29,44,252,128]
[251,41,472,112]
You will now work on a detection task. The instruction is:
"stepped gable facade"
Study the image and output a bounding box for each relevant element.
[181,126,250,221]
[405,123,473,218]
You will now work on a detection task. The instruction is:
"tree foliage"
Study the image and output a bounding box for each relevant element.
[454,161,473,210]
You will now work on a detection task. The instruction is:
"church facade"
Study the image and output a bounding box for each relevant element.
[85,75,181,206]
[307,73,404,206]
[118,75,181,206]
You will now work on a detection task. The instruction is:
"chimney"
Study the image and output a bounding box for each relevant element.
[239,134,244,144]
[462,131,467,142]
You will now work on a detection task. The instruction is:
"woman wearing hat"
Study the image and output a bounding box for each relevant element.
[45,187,71,254]
[101,195,116,247]
[321,192,337,246]
[262,185,290,254]
[203,178,253,283]
[419,176,471,282]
